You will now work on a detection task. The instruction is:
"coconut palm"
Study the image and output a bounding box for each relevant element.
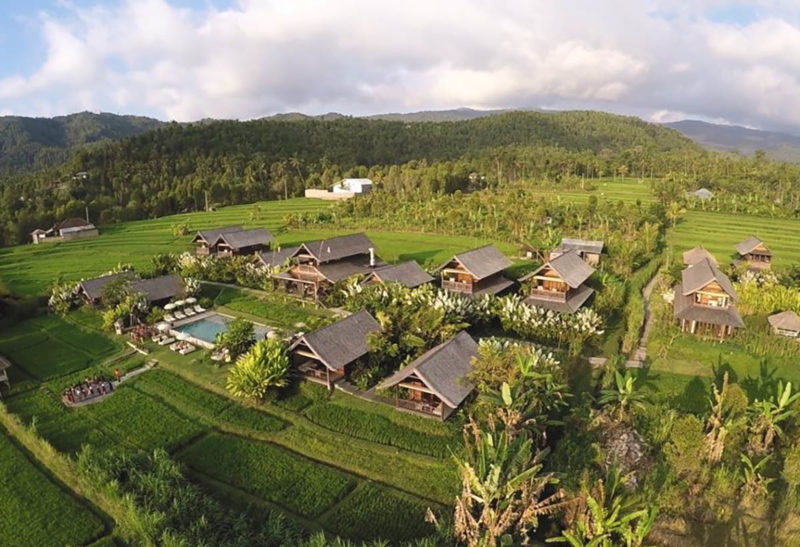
[748,381,800,455]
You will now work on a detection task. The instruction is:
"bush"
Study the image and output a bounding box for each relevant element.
[227,338,290,401]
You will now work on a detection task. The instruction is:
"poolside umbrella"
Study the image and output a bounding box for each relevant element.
[156,322,171,332]
[176,332,189,341]
[185,297,197,304]
[173,300,186,308]
[164,303,176,311]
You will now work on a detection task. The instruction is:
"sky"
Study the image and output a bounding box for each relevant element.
[2,0,800,133]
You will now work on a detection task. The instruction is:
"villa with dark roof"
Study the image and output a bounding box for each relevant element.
[673,258,743,338]
[768,311,800,338]
[271,233,383,301]
[379,331,478,420]
[520,250,595,313]
[191,225,273,256]
[77,272,183,307]
[436,245,514,296]
[255,246,299,272]
[549,238,604,266]
[735,236,772,270]
[78,271,137,305]
[362,261,434,289]
[289,310,381,389]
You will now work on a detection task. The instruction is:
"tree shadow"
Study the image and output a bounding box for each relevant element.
[740,359,780,402]
[711,355,739,388]
[672,376,708,414]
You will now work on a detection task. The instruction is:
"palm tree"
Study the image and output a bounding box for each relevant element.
[705,372,746,463]
[598,371,647,421]
[226,338,290,401]
[454,421,568,546]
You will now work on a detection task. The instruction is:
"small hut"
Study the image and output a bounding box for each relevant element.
[736,236,772,270]
[768,311,800,338]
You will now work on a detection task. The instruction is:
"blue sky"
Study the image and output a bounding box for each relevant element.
[2,1,800,133]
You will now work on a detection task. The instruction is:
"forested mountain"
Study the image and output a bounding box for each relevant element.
[665,119,800,162]
[0,111,163,173]
[365,107,513,122]
[0,109,717,246]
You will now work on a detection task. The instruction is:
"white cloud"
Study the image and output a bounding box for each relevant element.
[1,0,800,132]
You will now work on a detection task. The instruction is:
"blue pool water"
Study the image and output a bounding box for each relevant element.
[174,314,269,344]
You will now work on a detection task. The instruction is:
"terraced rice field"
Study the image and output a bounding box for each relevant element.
[0,431,106,546]
[669,210,800,268]
[0,197,516,295]
[536,177,656,204]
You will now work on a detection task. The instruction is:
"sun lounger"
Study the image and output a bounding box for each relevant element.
[174,311,186,320]
[179,344,196,355]
[159,337,175,346]
[183,308,196,317]
[169,342,182,352]
[163,314,175,322]
[194,305,206,313]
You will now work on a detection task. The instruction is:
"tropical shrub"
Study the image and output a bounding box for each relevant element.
[226,338,291,401]
[215,317,255,358]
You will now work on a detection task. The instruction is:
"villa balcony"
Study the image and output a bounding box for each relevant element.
[442,279,473,294]
[396,398,444,418]
[528,287,568,302]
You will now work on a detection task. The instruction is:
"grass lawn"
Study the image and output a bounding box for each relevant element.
[532,177,657,205]
[213,286,333,330]
[0,430,106,546]
[669,210,800,268]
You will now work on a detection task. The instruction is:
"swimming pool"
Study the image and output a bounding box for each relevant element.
[173,313,270,345]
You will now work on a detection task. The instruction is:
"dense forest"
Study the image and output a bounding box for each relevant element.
[0,111,163,173]
[2,109,800,247]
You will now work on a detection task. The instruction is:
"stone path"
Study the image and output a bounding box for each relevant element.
[625,271,661,368]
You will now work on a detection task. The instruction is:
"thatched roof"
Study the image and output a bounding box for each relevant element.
[131,275,183,303]
[521,249,595,288]
[79,271,136,301]
[214,228,274,250]
[367,261,434,288]
[55,217,92,230]
[317,256,385,282]
[437,245,512,280]
[290,310,380,371]
[555,238,604,255]
[736,236,771,256]
[295,233,375,264]
[768,311,800,333]
[683,246,717,266]
[192,225,243,244]
[681,258,736,298]
[379,331,478,409]
[673,282,744,328]
[256,246,299,269]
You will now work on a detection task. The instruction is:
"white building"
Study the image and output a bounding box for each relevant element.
[332,178,373,194]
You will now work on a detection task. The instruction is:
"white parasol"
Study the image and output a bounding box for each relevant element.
[164,303,176,311]
[156,322,171,332]
[185,297,197,304]
[173,300,186,307]
[176,332,189,341]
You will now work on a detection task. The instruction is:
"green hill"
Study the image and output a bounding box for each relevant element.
[0,111,163,173]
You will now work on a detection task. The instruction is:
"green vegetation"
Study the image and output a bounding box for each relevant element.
[305,398,461,458]
[0,431,105,546]
[214,286,332,330]
[319,482,438,543]
[179,432,354,518]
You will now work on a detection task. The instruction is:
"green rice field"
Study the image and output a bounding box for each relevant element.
[536,177,656,204]
[0,197,515,296]
[669,210,800,268]
[0,431,106,546]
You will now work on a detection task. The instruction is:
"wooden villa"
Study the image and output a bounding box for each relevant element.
[683,246,717,267]
[436,245,514,296]
[78,271,137,306]
[379,331,478,420]
[550,238,604,266]
[192,226,242,255]
[735,236,772,270]
[31,217,98,244]
[768,311,800,338]
[271,233,383,301]
[212,228,274,256]
[289,310,381,389]
[362,261,434,289]
[520,250,595,313]
[673,258,744,338]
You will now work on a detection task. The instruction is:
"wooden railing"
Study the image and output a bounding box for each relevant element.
[528,288,568,301]
[442,280,473,294]
[397,398,444,417]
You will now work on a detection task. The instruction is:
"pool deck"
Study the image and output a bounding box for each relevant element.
[168,310,276,350]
